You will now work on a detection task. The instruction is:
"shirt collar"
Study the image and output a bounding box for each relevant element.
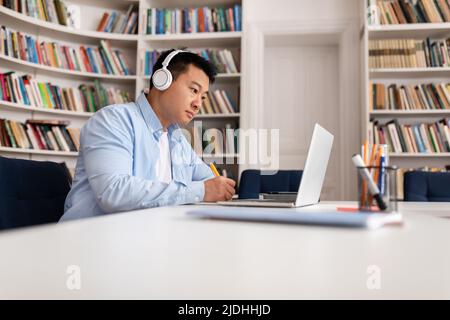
[136,92,183,142]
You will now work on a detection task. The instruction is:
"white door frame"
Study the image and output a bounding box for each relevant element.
[240,19,360,200]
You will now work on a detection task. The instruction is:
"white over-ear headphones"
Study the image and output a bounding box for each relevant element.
[152,49,186,91]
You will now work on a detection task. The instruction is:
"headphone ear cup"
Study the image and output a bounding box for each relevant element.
[152,68,172,91]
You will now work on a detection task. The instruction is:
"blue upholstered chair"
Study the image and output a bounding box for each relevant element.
[0,157,72,231]
[238,169,303,199]
[403,171,450,202]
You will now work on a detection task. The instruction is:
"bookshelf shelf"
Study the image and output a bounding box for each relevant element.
[143,31,242,41]
[0,6,139,42]
[141,73,240,80]
[0,146,78,157]
[370,67,450,78]
[368,23,450,39]
[0,54,137,81]
[0,100,93,118]
[195,113,240,119]
[390,153,450,158]
[142,32,242,47]
[370,110,450,117]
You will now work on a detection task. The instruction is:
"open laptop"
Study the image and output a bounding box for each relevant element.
[216,123,334,208]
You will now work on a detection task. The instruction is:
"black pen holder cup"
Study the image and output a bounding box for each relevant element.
[357,166,398,213]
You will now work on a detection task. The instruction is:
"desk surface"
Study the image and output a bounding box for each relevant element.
[0,201,449,299]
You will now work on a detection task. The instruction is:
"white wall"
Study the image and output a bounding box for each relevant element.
[241,0,362,200]
[244,0,360,22]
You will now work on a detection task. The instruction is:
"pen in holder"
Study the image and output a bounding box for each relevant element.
[357,165,398,213]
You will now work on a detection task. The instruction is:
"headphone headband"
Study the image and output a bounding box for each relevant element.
[161,49,186,68]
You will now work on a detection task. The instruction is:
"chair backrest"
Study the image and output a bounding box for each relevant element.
[0,157,72,231]
[403,171,450,202]
[238,169,303,199]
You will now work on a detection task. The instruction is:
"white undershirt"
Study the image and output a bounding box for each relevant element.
[155,132,172,184]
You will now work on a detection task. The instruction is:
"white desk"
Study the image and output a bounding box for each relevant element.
[0,201,449,299]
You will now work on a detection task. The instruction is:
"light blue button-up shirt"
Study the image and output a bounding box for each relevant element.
[60,93,213,222]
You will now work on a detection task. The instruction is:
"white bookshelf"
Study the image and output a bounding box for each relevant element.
[137,0,243,180]
[0,0,244,181]
[361,0,450,172]
[143,31,242,41]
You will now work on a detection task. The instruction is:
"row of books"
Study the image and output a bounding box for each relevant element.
[0,26,132,75]
[370,118,450,153]
[0,71,131,113]
[197,49,238,74]
[369,0,450,25]
[369,82,450,110]
[1,0,76,27]
[144,5,242,35]
[0,118,80,152]
[369,38,450,68]
[186,123,238,156]
[142,49,239,76]
[200,90,238,115]
[142,50,160,76]
[96,4,138,34]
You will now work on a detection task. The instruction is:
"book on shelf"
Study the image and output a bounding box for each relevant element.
[142,49,160,76]
[370,118,450,153]
[185,123,238,156]
[0,118,80,152]
[0,25,132,75]
[195,49,238,74]
[0,71,131,112]
[96,4,138,34]
[368,0,450,25]
[369,38,450,69]
[144,4,242,35]
[141,48,239,76]
[199,90,238,115]
[65,3,80,29]
[1,0,76,27]
[369,81,450,110]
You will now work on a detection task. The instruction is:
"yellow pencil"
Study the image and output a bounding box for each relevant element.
[363,139,369,165]
[209,163,220,177]
[369,143,377,167]
[362,140,369,207]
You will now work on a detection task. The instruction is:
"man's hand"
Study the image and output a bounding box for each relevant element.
[203,177,236,202]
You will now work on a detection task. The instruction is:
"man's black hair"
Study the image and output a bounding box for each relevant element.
[149,49,217,89]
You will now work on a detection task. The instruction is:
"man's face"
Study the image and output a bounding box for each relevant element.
[159,64,209,126]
